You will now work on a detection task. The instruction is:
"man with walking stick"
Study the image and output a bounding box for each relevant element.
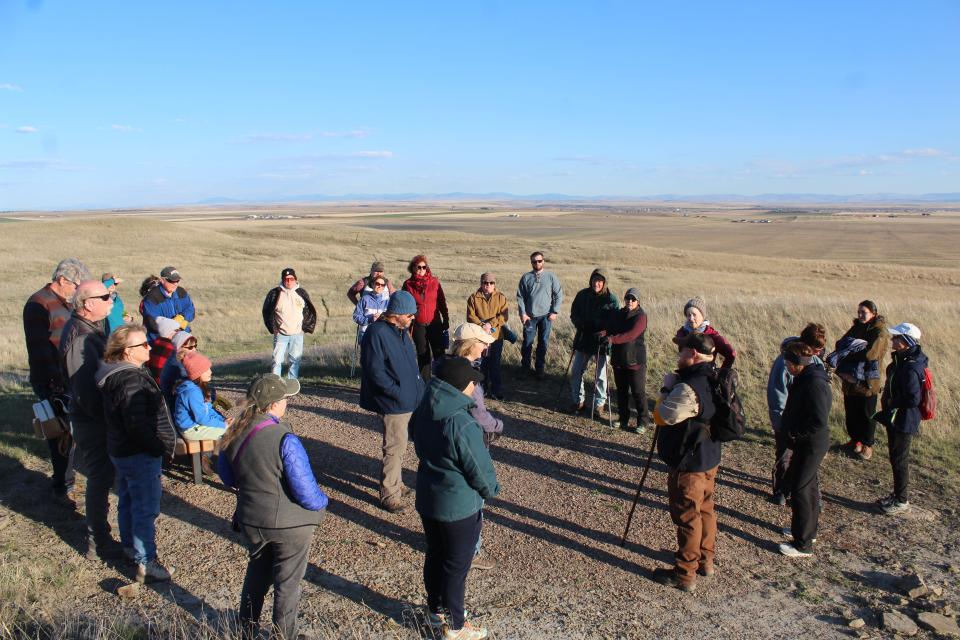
[649,333,720,593]
[568,268,619,417]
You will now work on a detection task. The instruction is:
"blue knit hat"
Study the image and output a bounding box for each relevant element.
[386,290,417,315]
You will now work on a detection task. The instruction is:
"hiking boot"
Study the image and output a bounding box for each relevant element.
[778,542,813,558]
[470,554,496,571]
[380,499,409,515]
[770,493,787,506]
[619,423,639,434]
[651,567,696,592]
[593,405,608,420]
[136,559,174,583]
[876,493,896,508]
[86,535,123,561]
[425,610,446,630]
[51,487,77,509]
[882,500,910,516]
[853,441,863,454]
[569,401,585,415]
[697,563,716,577]
[781,527,817,544]
[857,446,873,461]
[200,454,217,476]
[443,621,488,640]
[122,546,137,564]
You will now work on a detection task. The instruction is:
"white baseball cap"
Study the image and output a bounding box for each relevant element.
[888,322,922,340]
[452,322,496,345]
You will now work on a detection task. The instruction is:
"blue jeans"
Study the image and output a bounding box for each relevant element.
[571,349,608,406]
[521,315,553,373]
[110,453,162,564]
[480,340,504,395]
[272,333,304,379]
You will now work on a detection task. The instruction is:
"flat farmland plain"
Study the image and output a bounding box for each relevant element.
[1,202,958,638]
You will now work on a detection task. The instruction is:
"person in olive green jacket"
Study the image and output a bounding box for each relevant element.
[412,357,500,640]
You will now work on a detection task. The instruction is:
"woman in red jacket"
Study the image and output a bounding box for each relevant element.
[672,296,736,368]
[403,254,449,378]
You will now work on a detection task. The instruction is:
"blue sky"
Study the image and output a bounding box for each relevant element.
[1,1,959,209]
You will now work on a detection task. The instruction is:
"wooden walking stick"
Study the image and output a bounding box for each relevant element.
[620,425,660,546]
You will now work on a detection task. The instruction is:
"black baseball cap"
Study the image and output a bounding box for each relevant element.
[247,373,300,411]
[160,266,181,282]
[281,267,297,280]
[436,357,483,392]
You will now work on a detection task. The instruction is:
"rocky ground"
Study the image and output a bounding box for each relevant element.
[2,369,958,639]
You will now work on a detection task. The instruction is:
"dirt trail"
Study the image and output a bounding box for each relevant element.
[2,374,958,639]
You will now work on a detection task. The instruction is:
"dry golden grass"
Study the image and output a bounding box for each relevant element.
[1,208,957,461]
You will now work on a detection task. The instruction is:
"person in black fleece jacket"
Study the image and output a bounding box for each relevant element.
[96,324,177,583]
[778,340,832,558]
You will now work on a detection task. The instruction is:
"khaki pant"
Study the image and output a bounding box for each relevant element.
[668,466,718,586]
[380,412,411,505]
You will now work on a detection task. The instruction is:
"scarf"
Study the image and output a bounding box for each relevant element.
[408,270,432,294]
[683,319,711,334]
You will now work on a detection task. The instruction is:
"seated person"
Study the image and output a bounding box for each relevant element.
[160,331,198,411]
[174,351,229,441]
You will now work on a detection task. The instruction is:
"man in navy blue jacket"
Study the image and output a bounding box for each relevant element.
[360,291,425,513]
[141,266,196,343]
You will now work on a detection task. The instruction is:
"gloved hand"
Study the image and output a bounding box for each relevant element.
[173,314,189,329]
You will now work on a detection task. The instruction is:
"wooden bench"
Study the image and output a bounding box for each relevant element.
[174,438,217,485]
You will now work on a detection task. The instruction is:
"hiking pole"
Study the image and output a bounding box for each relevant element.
[349,327,361,377]
[620,425,660,546]
[553,330,579,409]
[590,341,604,421]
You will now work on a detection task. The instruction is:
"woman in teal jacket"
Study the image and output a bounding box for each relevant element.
[412,357,500,640]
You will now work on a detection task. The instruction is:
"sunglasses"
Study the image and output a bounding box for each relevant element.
[92,293,111,301]
[127,341,150,350]
[415,264,428,271]
[624,296,637,302]
[481,281,496,285]
[531,259,544,263]
[373,282,386,287]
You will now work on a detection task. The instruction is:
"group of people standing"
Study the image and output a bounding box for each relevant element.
[21,252,934,638]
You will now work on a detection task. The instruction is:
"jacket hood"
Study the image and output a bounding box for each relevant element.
[589,268,609,296]
[895,344,928,368]
[425,377,476,421]
[95,360,141,388]
[795,361,829,384]
[780,336,800,351]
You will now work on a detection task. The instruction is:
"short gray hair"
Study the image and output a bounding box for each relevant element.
[52,258,91,285]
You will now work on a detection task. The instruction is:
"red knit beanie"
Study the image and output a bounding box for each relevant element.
[182,350,212,381]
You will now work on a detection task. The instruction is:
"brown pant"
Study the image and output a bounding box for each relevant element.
[667,466,718,585]
[380,412,411,505]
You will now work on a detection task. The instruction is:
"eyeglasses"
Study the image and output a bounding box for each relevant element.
[91,293,111,301]
[126,341,150,350]
[415,264,428,271]
[481,281,495,285]
[373,282,386,288]
[531,259,544,264]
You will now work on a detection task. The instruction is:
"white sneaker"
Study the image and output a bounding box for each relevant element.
[136,559,174,583]
[781,527,817,544]
[443,621,488,640]
[882,501,910,515]
[779,542,813,558]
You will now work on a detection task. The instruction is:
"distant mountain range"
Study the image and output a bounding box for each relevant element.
[191,192,960,206]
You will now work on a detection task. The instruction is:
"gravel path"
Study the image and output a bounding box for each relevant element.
[2,371,958,639]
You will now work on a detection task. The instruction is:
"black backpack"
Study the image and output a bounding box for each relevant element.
[709,367,746,442]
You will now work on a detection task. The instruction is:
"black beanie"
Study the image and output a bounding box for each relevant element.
[436,357,484,391]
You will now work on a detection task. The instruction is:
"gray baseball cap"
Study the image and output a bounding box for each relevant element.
[247,373,300,410]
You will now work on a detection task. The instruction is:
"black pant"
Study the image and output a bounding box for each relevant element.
[772,429,794,498]
[612,366,647,427]
[886,427,913,503]
[412,321,445,379]
[71,418,115,539]
[843,394,878,447]
[789,436,829,552]
[421,511,482,630]
[240,524,316,640]
[46,435,75,493]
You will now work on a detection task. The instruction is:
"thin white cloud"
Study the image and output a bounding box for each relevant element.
[0,159,61,170]
[241,128,371,144]
[0,83,23,92]
[16,125,38,134]
[111,124,142,133]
